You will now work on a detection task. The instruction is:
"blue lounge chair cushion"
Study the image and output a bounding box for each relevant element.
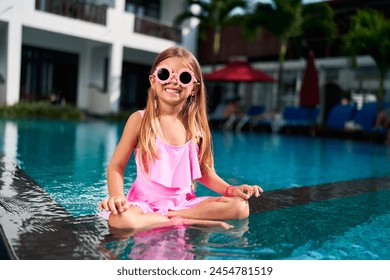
[354,102,378,131]
[247,105,265,116]
[326,104,356,129]
[282,107,319,126]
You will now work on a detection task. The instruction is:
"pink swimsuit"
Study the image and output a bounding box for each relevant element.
[103,110,210,217]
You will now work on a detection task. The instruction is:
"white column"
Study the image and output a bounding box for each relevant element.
[108,42,123,113]
[77,42,92,110]
[115,0,125,12]
[107,0,125,113]
[6,18,22,105]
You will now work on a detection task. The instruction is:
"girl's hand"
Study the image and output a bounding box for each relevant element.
[98,196,129,215]
[228,184,263,200]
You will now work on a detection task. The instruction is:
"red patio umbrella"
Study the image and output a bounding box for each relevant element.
[204,61,275,82]
[299,51,319,107]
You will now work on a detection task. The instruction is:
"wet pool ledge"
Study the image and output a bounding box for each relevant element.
[248,175,390,213]
[0,153,113,260]
[1,152,390,259]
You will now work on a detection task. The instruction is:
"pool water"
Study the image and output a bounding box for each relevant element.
[101,189,390,260]
[1,119,390,259]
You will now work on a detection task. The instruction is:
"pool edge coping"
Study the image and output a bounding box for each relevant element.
[0,153,113,260]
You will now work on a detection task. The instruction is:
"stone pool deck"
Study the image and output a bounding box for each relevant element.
[1,153,390,259]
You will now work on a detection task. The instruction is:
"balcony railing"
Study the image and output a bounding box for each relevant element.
[134,16,182,42]
[35,0,107,25]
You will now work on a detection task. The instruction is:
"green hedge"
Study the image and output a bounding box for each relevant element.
[104,109,135,122]
[0,101,85,120]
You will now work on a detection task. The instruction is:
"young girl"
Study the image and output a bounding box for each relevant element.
[98,46,262,232]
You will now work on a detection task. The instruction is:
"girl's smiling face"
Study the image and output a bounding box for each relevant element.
[150,57,196,107]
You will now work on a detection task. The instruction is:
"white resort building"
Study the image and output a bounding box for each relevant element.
[0,0,198,115]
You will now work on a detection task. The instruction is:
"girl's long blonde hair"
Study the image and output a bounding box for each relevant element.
[137,46,214,174]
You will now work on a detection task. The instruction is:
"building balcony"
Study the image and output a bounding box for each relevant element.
[35,0,107,25]
[134,16,182,42]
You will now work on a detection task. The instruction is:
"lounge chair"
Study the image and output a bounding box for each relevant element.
[274,106,319,133]
[316,102,387,142]
[209,102,243,131]
[352,102,377,131]
[326,103,356,129]
[209,103,228,129]
[356,102,389,142]
[209,103,226,121]
[282,106,319,126]
[235,105,265,131]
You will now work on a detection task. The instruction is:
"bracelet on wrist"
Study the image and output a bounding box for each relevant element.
[224,185,235,197]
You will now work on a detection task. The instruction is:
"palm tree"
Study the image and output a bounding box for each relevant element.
[243,0,337,108]
[174,0,248,70]
[343,9,390,106]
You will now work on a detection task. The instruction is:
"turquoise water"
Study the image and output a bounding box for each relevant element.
[1,119,389,215]
[100,190,390,260]
[1,119,390,259]
[210,132,390,191]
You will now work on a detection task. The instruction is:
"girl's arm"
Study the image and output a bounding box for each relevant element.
[99,111,142,214]
[197,169,263,200]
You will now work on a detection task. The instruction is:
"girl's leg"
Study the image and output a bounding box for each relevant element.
[108,206,170,230]
[108,205,234,232]
[167,196,249,221]
[170,217,233,230]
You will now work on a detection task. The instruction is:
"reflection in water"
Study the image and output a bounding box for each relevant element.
[103,224,196,260]
[0,122,18,197]
[130,226,195,260]
[102,218,250,260]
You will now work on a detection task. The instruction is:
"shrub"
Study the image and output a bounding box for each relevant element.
[104,109,137,122]
[0,101,85,120]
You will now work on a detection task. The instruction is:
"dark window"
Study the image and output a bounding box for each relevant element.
[21,45,78,104]
[125,0,160,20]
[120,61,150,110]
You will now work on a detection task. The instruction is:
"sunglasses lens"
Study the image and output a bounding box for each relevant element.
[179,71,192,85]
[157,68,170,81]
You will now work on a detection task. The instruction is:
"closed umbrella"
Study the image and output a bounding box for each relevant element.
[299,51,319,107]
